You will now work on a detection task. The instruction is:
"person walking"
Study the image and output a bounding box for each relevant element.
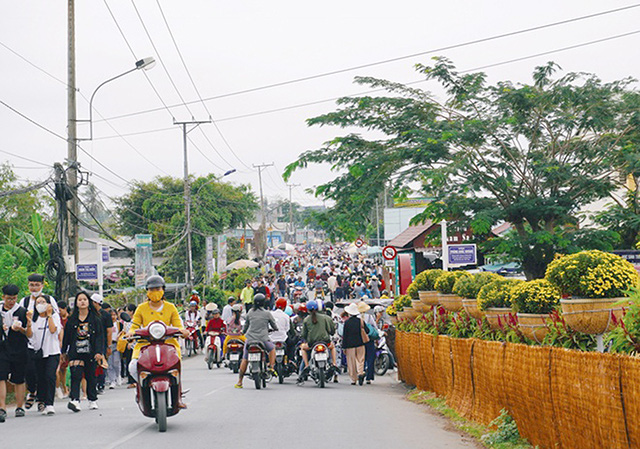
[358,301,377,384]
[61,291,106,412]
[106,308,122,389]
[29,295,62,415]
[342,303,366,385]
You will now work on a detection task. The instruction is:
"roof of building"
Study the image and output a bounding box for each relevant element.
[387,220,434,248]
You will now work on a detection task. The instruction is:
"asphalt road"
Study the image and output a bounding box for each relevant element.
[2,354,477,449]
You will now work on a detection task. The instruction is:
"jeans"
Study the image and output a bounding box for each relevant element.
[35,354,59,406]
[364,340,376,381]
[70,356,98,402]
[106,343,121,385]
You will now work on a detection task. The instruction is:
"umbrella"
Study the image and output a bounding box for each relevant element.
[277,243,295,251]
[224,259,259,271]
[266,249,287,258]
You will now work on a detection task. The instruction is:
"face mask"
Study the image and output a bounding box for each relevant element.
[36,303,48,314]
[147,290,163,303]
[31,289,43,298]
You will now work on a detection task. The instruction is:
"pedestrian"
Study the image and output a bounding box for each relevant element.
[56,300,70,401]
[62,291,106,412]
[91,295,113,394]
[29,295,62,415]
[342,303,366,385]
[221,296,235,323]
[358,301,377,384]
[106,308,122,389]
[240,280,254,309]
[0,284,32,422]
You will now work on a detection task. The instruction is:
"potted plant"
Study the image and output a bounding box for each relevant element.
[394,294,415,320]
[386,304,399,325]
[511,279,561,343]
[434,271,471,312]
[454,272,502,319]
[415,269,444,306]
[545,250,639,335]
[406,282,425,313]
[477,278,523,330]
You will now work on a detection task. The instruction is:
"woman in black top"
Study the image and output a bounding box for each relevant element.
[342,304,366,385]
[61,291,105,412]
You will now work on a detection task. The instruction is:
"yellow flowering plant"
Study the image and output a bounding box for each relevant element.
[477,279,523,310]
[545,250,639,298]
[386,304,398,316]
[510,279,561,314]
[434,271,471,294]
[406,282,419,300]
[414,269,444,291]
[392,294,412,312]
[453,272,502,299]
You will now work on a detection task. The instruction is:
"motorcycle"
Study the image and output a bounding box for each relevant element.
[374,329,394,376]
[226,338,244,373]
[205,332,223,369]
[184,320,199,357]
[291,286,306,302]
[246,342,270,390]
[131,321,183,433]
[274,341,296,384]
[308,342,333,388]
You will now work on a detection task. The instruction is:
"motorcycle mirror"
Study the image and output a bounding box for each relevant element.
[120,312,132,322]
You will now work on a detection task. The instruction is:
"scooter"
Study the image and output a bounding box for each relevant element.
[374,330,395,376]
[226,338,244,373]
[205,332,223,369]
[131,321,183,433]
[274,341,297,384]
[184,320,199,357]
[246,342,269,390]
[309,342,334,388]
[291,286,306,303]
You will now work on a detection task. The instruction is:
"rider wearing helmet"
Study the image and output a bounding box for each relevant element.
[126,276,189,391]
[298,299,336,384]
[234,294,278,388]
[184,301,203,351]
[270,298,291,347]
[189,289,200,306]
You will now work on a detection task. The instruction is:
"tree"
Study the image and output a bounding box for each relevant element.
[285,58,640,279]
[115,174,258,282]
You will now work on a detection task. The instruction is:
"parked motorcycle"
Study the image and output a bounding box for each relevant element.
[184,320,199,357]
[205,332,223,369]
[246,342,269,390]
[374,329,394,376]
[226,338,244,373]
[131,321,183,433]
[309,342,333,388]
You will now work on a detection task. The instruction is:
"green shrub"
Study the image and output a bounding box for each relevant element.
[434,271,471,294]
[453,272,501,299]
[510,279,560,314]
[477,279,523,310]
[414,269,444,291]
[406,282,419,300]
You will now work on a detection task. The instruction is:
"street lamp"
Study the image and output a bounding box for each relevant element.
[77,57,156,141]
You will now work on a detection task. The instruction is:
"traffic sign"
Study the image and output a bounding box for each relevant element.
[101,245,110,263]
[382,245,398,260]
[355,238,365,248]
[76,264,98,281]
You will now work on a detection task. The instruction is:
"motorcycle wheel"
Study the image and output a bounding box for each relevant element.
[155,391,168,433]
[374,353,391,376]
[253,372,262,390]
[318,368,325,388]
[185,340,193,357]
[232,362,239,374]
[207,349,214,370]
[277,363,284,384]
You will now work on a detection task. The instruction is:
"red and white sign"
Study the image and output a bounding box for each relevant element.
[382,245,398,260]
[355,238,365,248]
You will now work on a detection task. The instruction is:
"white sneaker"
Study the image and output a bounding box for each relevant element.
[43,405,55,415]
[68,400,81,413]
[108,382,115,390]
[89,401,99,410]
[56,387,64,399]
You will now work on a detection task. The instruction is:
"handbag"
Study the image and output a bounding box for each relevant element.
[116,332,128,353]
[33,317,48,360]
[366,323,380,340]
[360,318,370,344]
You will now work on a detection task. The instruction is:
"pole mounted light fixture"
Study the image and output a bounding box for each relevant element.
[77,57,156,141]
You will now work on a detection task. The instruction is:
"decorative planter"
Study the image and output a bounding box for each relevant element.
[485,307,514,330]
[397,310,407,321]
[462,299,484,320]
[419,290,439,306]
[517,313,551,343]
[411,300,425,313]
[404,307,419,320]
[390,315,399,326]
[560,298,627,335]
[437,293,463,312]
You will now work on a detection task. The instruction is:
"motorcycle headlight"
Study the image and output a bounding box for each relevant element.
[148,322,167,340]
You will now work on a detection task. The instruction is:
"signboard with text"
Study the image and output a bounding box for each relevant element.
[76,264,98,281]
[448,244,477,266]
[101,245,110,263]
[217,235,227,274]
[135,234,153,288]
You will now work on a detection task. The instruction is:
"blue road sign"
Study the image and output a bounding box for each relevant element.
[76,264,98,281]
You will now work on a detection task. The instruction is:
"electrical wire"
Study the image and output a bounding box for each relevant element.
[0,149,52,167]
[97,2,640,123]
[0,40,69,88]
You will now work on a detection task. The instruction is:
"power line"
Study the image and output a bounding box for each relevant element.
[0,149,53,167]
[97,3,640,123]
[0,41,69,88]
[0,99,69,142]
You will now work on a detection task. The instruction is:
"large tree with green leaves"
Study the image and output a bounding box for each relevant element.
[115,174,258,282]
[285,58,640,279]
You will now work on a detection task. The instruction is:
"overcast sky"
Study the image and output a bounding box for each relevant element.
[2,0,640,209]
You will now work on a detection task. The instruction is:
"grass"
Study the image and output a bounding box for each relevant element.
[406,389,534,449]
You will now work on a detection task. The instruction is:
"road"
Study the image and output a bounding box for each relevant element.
[3,355,477,448]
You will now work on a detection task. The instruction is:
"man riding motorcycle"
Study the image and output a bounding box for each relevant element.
[184,301,203,351]
[126,275,189,405]
[297,299,336,384]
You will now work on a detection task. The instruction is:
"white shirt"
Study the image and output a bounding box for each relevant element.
[19,295,59,349]
[0,302,20,331]
[30,314,62,357]
[221,304,233,323]
[184,310,201,326]
[269,309,290,343]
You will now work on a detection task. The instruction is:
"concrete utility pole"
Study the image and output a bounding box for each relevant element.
[253,163,274,253]
[174,119,211,291]
[286,183,300,243]
[67,0,78,296]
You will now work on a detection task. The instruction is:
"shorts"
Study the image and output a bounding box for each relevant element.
[242,340,275,359]
[0,352,27,384]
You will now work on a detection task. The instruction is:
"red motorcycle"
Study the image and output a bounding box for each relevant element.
[132,321,183,432]
[184,320,199,357]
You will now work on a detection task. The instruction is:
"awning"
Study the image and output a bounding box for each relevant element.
[387,221,434,248]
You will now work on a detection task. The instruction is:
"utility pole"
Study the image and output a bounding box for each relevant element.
[376,197,381,246]
[66,0,78,297]
[253,163,274,254]
[174,119,211,291]
[286,183,300,243]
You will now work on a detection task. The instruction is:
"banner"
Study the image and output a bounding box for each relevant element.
[206,236,215,280]
[217,234,227,274]
[135,234,153,288]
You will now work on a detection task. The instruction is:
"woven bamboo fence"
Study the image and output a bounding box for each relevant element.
[396,331,640,449]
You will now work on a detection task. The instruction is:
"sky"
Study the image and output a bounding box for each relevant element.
[2,0,640,210]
